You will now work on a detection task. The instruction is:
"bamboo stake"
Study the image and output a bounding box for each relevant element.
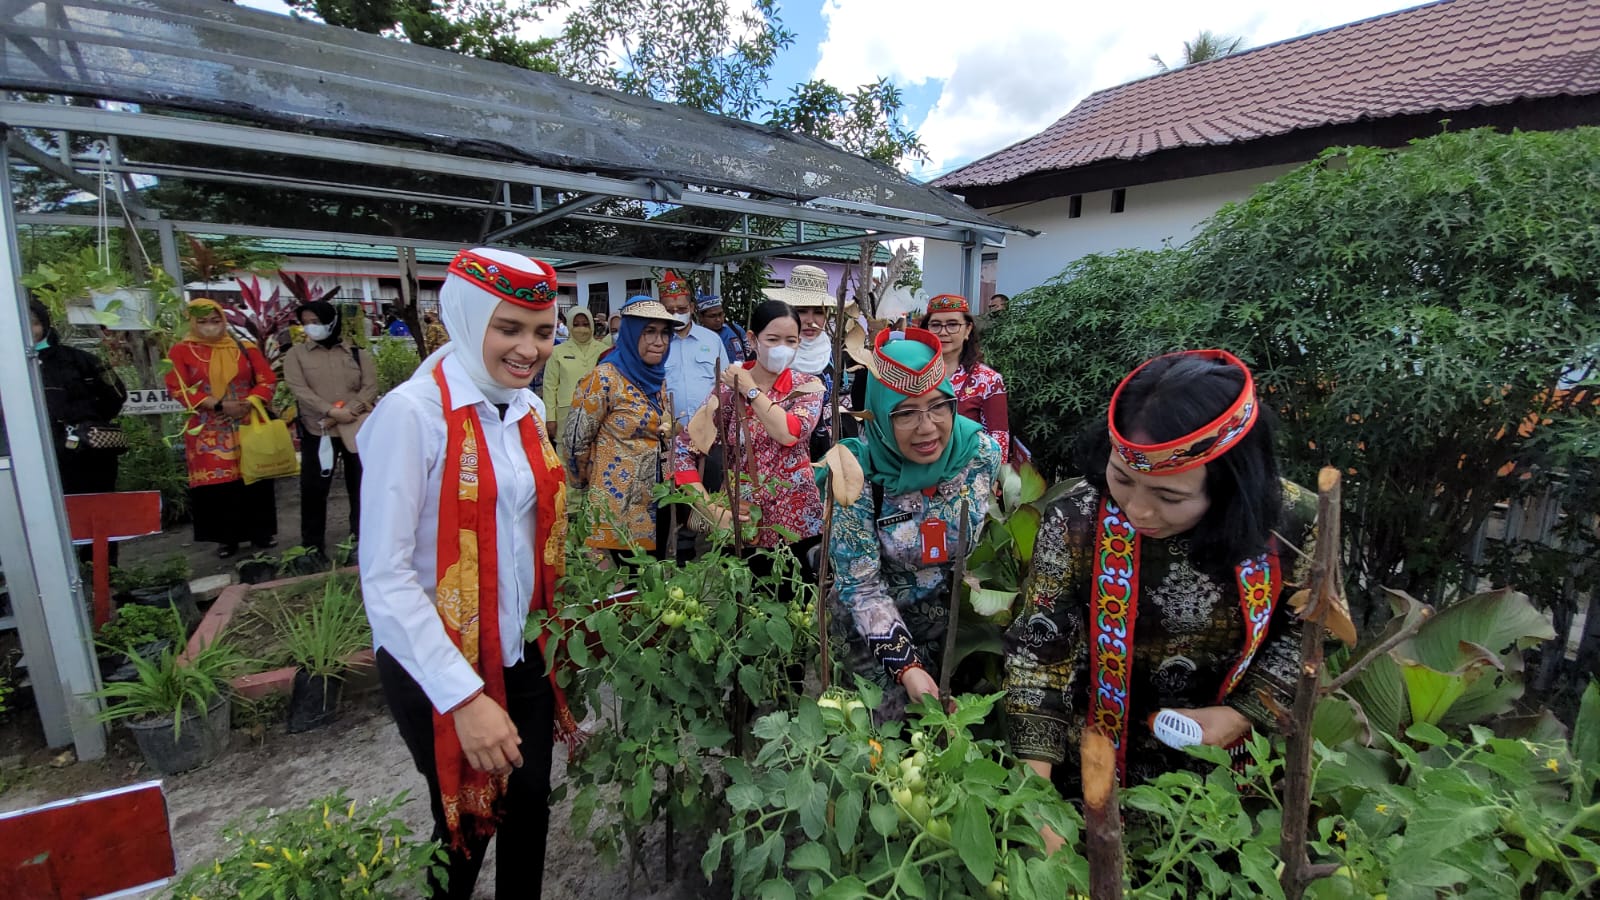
[1082,728,1124,900]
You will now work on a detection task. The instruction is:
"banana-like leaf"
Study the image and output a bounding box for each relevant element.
[1440,638,1527,728]
[1005,505,1042,565]
[1399,641,1499,727]
[1345,651,1408,738]
[1574,681,1600,770]
[1404,588,1554,670]
[963,572,1018,622]
[1313,690,1372,747]
[1015,461,1048,505]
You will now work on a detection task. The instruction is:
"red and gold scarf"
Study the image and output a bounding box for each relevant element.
[1088,496,1279,782]
[431,364,576,849]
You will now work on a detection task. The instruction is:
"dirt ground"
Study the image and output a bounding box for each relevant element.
[1,473,726,899]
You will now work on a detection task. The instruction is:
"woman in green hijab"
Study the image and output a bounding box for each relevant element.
[823,327,1003,718]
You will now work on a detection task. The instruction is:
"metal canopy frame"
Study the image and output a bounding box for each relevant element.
[0,0,1015,759]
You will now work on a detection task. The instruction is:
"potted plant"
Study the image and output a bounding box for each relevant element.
[276,544,327,579]
[88,637,242,775]
[110,556,198,628]
[96,603,187,682]
[235,550,278,585]
[273,578,370,733]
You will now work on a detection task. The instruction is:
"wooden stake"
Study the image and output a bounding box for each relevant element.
[1082,727,1124,900]
[1279,467,1345,899]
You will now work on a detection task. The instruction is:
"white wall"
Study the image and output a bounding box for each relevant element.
[925,164,1300,298]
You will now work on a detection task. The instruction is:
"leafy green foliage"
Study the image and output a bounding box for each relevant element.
[116,414,191,525]
[109,554,193,593]
[98,604,187,655]
[767,78,928,166]
[713,687,1088,899]
[989,127,1600,630]
[288,0,558,72]
[19,245,124,323]
[372,338,422,395]
[88,636,241,737]
[1319,587,1556,745]
[167,790,447,899]
[270,576,371,678]
[537,494,816,865]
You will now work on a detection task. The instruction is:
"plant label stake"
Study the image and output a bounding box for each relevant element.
[937,498,972,701]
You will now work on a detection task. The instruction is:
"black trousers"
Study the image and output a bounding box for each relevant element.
[298,432,362,552]
[377,648,554,900]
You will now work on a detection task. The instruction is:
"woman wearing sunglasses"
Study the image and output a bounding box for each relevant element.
[823,328,1002,719]
[919,294,1012,463]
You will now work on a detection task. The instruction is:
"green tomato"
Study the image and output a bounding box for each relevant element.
[906,794,930,825]
[668,586,686,602]
[660,610,685,628]
[682,598,702,615]
[986,878,1007,899]
[901,764,924,792]
[818,697,842,711]
[890,785,916,821]
[908,751,927,769]
[910,730,929,751]
[925,816,951,842]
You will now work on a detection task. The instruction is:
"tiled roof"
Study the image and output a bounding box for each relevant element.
[935,0,1600,190]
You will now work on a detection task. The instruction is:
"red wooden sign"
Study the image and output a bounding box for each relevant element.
[0,780,176,898]
[63,492,163,629]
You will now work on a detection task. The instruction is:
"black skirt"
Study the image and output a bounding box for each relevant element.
[190,478,277,545]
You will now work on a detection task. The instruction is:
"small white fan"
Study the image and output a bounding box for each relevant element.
[1151,709,1204,749]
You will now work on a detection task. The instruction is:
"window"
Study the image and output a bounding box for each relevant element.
[980,253,998,305]
[1111,188,1127,214]
[586,283,610,315]
[1068,195,1083,219]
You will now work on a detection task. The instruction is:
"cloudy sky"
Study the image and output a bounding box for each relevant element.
[237,0,1423,179]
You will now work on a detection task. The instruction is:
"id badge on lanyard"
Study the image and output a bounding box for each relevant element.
[920,518,949,565]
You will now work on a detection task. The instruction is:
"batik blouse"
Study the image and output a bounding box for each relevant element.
[828,434,1002,708]
[561,362,671,552]
[671,367,826,549]
[949,363,1010,464]
[1003,480,1318,785]
[165,339,276,488]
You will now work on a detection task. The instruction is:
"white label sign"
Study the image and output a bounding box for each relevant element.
[121,388,186,415]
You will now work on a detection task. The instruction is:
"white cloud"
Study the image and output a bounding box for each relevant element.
[814,0,1421,177]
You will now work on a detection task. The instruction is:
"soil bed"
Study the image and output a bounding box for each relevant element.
[223,572,359,673]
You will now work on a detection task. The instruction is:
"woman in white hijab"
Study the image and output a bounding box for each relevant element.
[359,247,578,900]
[765,265,843,459]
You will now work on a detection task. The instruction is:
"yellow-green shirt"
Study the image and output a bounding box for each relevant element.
[542,335,610,432]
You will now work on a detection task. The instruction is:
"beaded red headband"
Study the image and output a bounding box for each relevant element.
[927,293,969,314]
[870,327,947,397]
[447,249,559,310]
[1109,349,1259,475]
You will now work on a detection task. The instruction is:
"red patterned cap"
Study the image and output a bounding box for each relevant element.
[868,327,947,398]
[658,269,692,303]
[447,249,559,310]
[927,294,969,314]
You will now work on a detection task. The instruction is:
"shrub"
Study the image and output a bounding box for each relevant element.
[270,577,370,678]
[116,414,190,525]
[989,127,1600,635]
[372,338,421,395]
[98,604,187,655]
[88,637,241,737]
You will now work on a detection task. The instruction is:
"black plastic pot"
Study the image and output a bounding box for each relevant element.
[236,560,277,584]
[286,670,344,733]
[126,582,199,629]
[100,638,174,683]
[125,695,232,775]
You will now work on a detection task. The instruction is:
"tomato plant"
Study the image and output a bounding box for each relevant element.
[536,493,818,867]
[709,684,1089,898]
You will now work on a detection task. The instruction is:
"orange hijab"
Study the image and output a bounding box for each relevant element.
[181,299,246,397]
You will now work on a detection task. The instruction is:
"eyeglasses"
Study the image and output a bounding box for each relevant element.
[889,398,957,430]
[925,321,967,333]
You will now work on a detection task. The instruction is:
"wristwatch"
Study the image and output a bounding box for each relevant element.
[744,386,762,402]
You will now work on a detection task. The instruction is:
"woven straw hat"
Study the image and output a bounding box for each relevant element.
[763,264,834,309]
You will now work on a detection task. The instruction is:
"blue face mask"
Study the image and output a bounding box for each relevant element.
[35,338,48,351]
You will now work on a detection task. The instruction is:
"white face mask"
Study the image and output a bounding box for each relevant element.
[759,344,796,374]
[304,323,333,341]
[670,312,693,328]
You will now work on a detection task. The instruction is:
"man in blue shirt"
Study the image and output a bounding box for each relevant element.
[695,292,751,363]
[658,270,729,430]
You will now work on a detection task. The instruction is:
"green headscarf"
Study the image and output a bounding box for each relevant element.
[837,335,984,495]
